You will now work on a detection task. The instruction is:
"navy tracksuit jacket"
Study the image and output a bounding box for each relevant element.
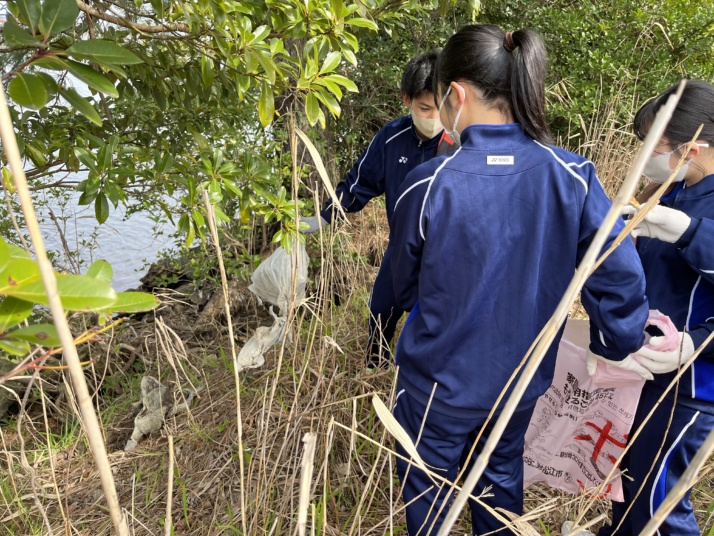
[601,176,714,536]
[320,115,441,361]
[390,123,649,535]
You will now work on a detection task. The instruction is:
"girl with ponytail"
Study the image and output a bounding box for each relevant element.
[389,24,650,534]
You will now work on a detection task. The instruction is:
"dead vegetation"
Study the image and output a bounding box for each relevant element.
[3,97,714,535]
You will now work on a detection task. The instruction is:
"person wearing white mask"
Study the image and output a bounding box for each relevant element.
[597,80,714,536]
[390,24,649,535]
[301,51,451,368]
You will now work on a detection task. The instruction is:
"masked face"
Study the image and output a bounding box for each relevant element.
[408,94,443,139]
[411,111,443,139]
[642,143,709,184]
[438,85,464,147]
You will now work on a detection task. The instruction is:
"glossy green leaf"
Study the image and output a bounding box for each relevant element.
[95,192,109,224]
[15,0,40,35]
[0,338,31,356]
[0,239,8,269]
[1,168,14,195]
[305,92,320,126]
[319,51,341,75]
[8,73,50,110]
[345,17,378,31]
[10,324,61,347]
[39,0,79,36]
[314,78,342,99]
[315,90,341,117]
[6,243,30,260]
[97,291,159,313]
[201,56,215,87]
[343,31,359,52]
[59,87,102,126]
[323,74,358,92]
[104,181,122,206]
[73,148,98,173]
[249,25,270,44]
[150,0,164,19]
[0,297,34,332]
[0,258,42,295]
[36,72,58,93]
[78,189,98,206]
[254,52,276,85]
[3,16,42,46]
[65,40,142,66]
[97,62,127,78]
[85,260,113,284]
[343,48,357,67]
[12,274,117,311]
[24,143,47,167]
[64,60,119,98]
[33,56,70,71]
[258,80,274,127]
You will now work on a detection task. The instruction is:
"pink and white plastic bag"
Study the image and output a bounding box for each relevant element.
[523,311,678,501]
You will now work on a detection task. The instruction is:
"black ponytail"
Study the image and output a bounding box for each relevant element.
[435,24,552,144]
[633,80,714,146]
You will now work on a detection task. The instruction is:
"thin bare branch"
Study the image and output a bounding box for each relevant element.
[76,0,191,34]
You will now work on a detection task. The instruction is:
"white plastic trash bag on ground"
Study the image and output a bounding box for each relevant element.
[238,243,308,372]
[248,242,308,317]
[236,310,287,371]
[523,312,677,500]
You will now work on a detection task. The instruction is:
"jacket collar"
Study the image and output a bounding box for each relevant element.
[460,123,533,149]
[662,174,714,205]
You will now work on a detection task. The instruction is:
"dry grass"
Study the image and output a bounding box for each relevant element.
[3,100,714,535]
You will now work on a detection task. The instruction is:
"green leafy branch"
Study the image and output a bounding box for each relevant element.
[0,236,159,358]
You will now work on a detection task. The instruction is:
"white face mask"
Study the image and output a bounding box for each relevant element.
[411,110,443,139]
[438,85,464,147]
[642,143,709,184]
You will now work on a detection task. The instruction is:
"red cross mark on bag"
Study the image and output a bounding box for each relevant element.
[575,420,628,465]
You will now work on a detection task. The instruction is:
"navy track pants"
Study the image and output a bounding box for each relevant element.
[367,246,405,364]
[598,384,714,536]
[392,382,535,535]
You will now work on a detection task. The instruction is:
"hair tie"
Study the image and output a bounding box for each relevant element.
[503,31,516,52]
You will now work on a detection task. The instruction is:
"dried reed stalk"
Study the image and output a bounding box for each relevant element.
[201,189,247,534]
[295,127,346,221]
[0,79,128,534]
[298,432,317,536]
[437,81,687,535]
[164,434,174,536]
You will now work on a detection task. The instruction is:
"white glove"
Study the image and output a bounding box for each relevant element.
[636,332,695,374]
[300,215,328,234]
[622,205,691,243]
[586,349,653,381]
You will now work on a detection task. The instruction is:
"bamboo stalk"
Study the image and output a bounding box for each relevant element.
[201,189,247,535]
[0,79,129,534]
[437,81,687,535]
[639,425,714,536]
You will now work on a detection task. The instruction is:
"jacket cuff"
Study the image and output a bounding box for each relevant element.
[320,202,347,224]
[675,217,700,247]
[689,327,714,361]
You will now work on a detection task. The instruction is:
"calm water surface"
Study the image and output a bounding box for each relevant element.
[35,175,176,291]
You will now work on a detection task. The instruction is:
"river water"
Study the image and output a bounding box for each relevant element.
[34,175,176,291]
